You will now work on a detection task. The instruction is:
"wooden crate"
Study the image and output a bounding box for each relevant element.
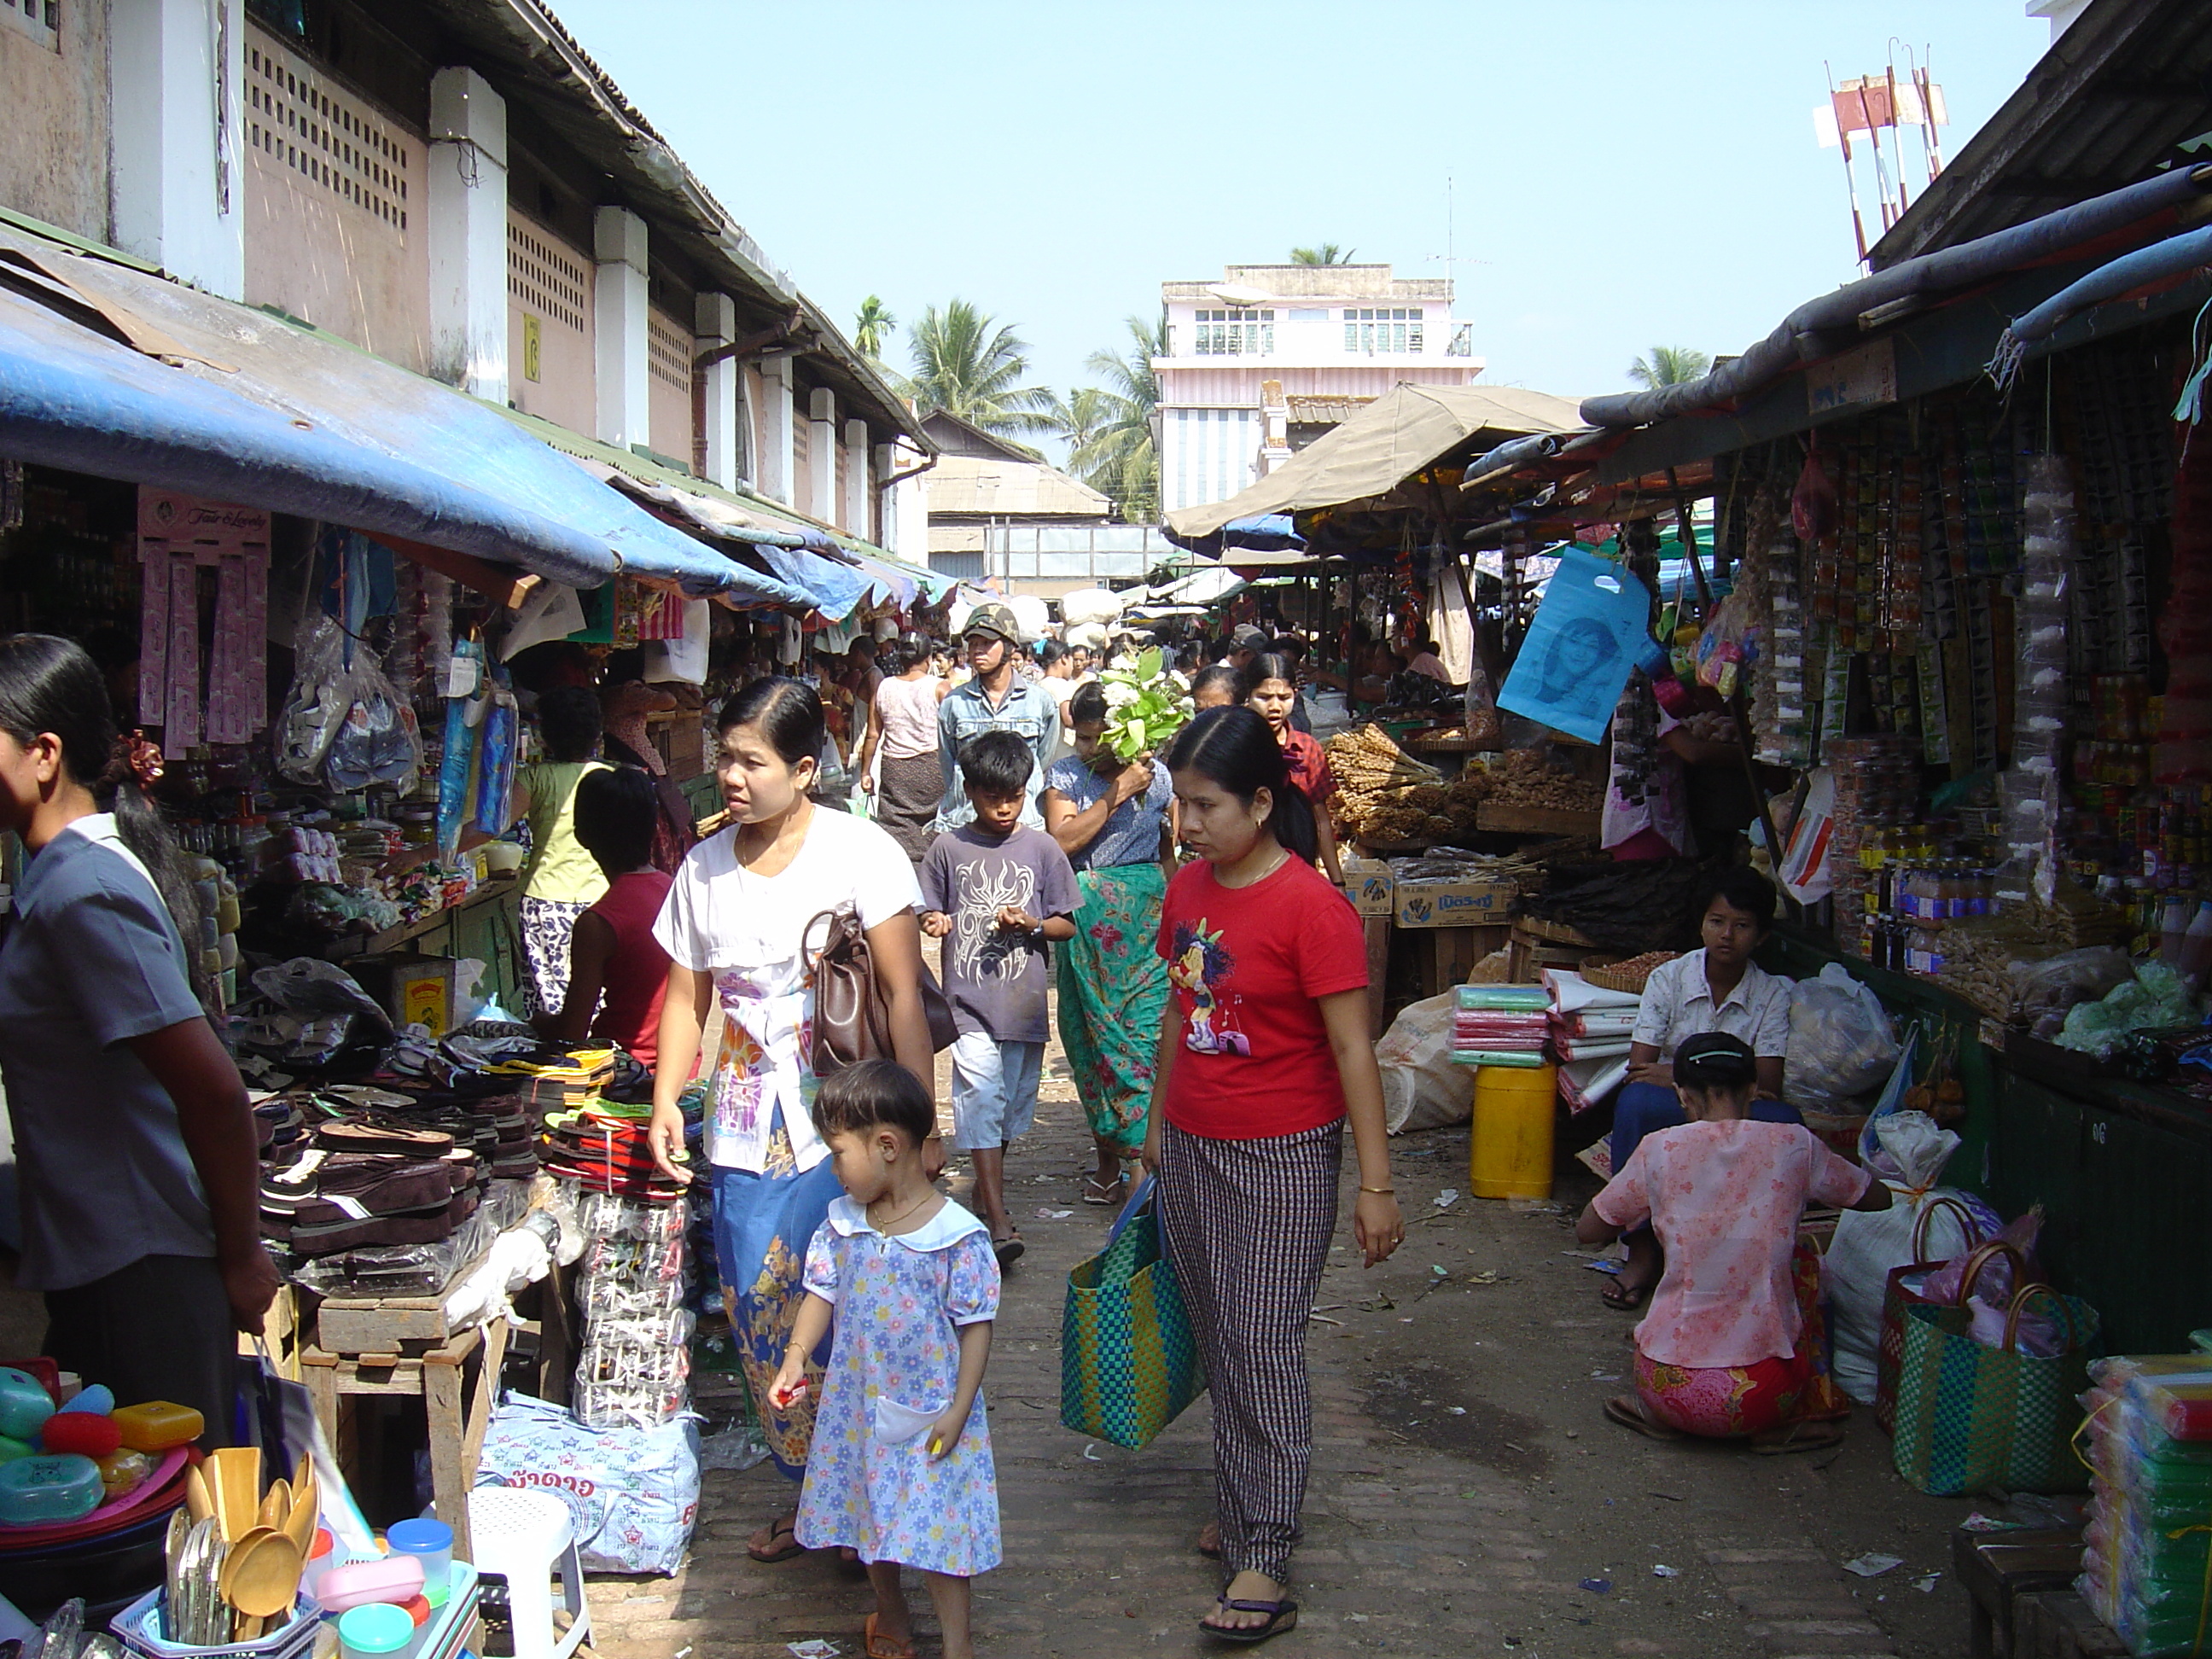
[1476,803,1603,837]
[316,1295,457,1354]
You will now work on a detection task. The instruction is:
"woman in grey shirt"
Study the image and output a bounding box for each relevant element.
[0,635,276,1445]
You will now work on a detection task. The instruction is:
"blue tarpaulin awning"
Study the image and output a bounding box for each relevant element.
[0,222,812,605]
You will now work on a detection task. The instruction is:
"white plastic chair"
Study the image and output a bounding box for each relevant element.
[467,1486,591,1659]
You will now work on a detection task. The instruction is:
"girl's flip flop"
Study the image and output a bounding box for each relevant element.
[863,1613,918,1659]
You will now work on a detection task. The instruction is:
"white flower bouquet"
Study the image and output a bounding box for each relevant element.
[1098,646,1195,761]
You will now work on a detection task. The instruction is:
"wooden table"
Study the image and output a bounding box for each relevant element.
[301,1316,508,1561]
[1952,1528,2090,1659]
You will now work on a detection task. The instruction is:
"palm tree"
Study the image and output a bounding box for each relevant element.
[1043,387,1117,459]
[1627,346,1712,389]
[905,300,1057,434]
[1289,243,1357,265]
[1065,315,1163,522]
[853,294,896,360]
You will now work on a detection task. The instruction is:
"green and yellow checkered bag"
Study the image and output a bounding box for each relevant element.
[1060,1177,1205,1449]
[1892,1283,2098,1496]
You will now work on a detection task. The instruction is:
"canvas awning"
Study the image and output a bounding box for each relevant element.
[1163,383,1584,543]
[0,220,811,604]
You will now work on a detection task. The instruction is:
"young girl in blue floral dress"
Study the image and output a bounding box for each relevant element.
[776,1061,1000,1659]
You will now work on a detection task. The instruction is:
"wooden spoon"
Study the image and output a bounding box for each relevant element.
[224,1530,304,1622]
[281,1473,317,1556]
[211,1447,262,1543]
[184,1464,214,1528]
[258,1479,288,1531]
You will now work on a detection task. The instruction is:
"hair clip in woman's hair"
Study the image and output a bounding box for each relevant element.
[118,730,164,787]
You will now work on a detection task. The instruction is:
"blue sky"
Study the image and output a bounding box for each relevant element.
[554,1,2052,418]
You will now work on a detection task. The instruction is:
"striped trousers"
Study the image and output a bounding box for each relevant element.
[1156,1118,1343,1583]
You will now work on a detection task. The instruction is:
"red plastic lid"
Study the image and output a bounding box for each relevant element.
[401,1595,431,1627]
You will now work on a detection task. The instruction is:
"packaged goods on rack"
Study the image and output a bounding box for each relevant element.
[569,1188,692,1429]
[2078,1353,2212,1656]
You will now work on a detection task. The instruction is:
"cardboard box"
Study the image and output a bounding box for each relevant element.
[1394,877,1516,929]
[353,952,466,1035]
[1342,856,1395,917]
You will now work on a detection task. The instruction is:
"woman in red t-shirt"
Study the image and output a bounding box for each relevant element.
[1141,707,1403,1645]
[1244,653,1345,888]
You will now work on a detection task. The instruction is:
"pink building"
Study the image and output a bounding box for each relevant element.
[1154,264,1483,515]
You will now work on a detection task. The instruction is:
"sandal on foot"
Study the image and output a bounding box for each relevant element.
[1600,1277,1651,1312]
[1751,1418,1847,1455]
[747,1516,804,1563]
[863,1612,918,1659]
[1604,1394,1683,1442]
[1201,1598,1299,1644]
[1082,1176,1125,1206]
[992,1234,1026,1268]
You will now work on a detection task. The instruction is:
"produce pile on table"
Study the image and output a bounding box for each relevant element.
[1481,748,1604,814]
[1325,725,1491,844]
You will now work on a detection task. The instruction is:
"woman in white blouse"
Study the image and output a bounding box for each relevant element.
[648,677,935,1564]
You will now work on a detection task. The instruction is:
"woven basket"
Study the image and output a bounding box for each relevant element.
[1581,952,1678,993]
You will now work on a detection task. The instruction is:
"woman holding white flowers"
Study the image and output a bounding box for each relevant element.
[1246,653,1345,888]
[1043,678,1179,1207]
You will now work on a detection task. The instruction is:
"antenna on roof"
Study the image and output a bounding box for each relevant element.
[1423,175,1489,298]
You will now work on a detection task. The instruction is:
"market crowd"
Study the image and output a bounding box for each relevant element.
[0,598,1865,1656]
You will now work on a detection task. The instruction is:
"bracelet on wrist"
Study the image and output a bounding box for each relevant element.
[1359,1185,1395,1196]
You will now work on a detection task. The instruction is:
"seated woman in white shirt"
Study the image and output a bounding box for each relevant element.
[1603,867,1796,1312]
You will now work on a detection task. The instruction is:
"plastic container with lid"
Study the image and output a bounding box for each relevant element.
[0,1453,105,1522]
[317,1554,424,1614]
[384,1518,451,1593]
[301,1528,339,1602]
[0,1371,54,1442]
[111,1400,203,1452]
[335,1604,413,1659]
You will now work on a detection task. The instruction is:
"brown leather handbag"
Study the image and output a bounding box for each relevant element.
[804,906,958,1075]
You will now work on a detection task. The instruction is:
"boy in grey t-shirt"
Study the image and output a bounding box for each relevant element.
[919,731,1079,1266]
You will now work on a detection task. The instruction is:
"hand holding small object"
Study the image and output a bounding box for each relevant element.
[920,910,952,938]
[926,1401,970,1461]
[995,905,1041,933]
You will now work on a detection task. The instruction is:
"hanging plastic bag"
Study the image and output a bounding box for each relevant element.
[274,614,352,784]
[323,647,422,795]
[1790,443,1837,542]
[1497,549,1668,744]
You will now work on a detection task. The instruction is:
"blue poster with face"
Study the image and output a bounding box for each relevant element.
[1497,549,1668,743]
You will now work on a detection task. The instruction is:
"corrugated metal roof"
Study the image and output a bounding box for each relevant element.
[1284,395,1377,428]
[924,455,1111,519]
[1871,0,2212,266]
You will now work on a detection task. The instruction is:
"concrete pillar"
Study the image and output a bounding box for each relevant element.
[807,387,837,524]
[427,67,509,402]
[593,205,649,449]
[755,351,795,505]
[695,292,745,490]
[883,441,929,561]
[842,418,871,536]
[109,0,246,298]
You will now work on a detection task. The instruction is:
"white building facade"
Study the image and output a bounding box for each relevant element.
[1154,264,1484,514]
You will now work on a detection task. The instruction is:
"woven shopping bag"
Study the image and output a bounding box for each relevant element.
[1060,1175,1205,1449]
[1892,1266,2098,1496]
[1874,1197,1994,1435]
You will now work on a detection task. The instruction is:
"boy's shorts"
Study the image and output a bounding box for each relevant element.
[949,1032,1044,1150]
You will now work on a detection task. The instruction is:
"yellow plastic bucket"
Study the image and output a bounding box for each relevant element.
[1470,1063,1557,1200]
